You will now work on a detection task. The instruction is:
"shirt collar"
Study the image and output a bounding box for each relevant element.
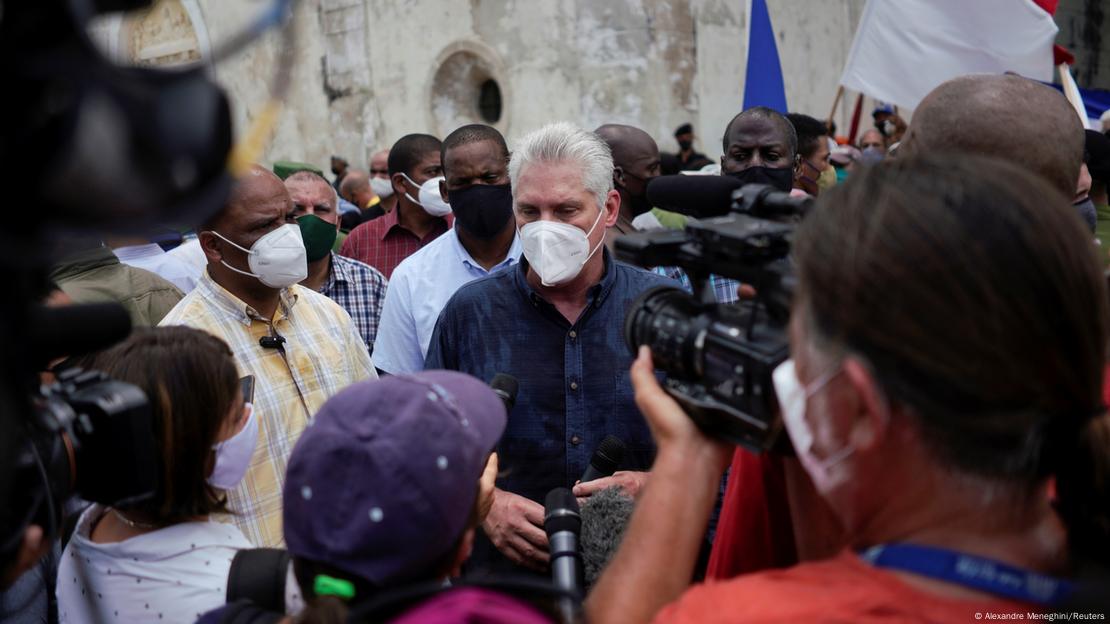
[379,205,453,241]
[328,252,355,285]
[197,271,299,327]
[451,228,523,271]
[513,247,618,311]
[112,243,165,262]
[377,207,402,241]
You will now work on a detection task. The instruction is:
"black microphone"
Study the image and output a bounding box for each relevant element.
[646,174,742,218]
[258,333,286,349]
[29,302,132,365]
[580,435,626,483]
[544,487,583,620]
[490,373,519,412]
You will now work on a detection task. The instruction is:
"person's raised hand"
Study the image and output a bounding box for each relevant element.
[572,470,648,505]
[481,488,549,571]
[630,346,732,472]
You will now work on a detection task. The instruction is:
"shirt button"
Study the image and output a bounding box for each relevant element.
[570,381,579,391]
[568,330,577,339]
[571,435,582,445]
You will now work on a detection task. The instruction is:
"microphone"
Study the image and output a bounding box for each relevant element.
[258,334,286,349]
[580,435,626,483]
[580,486,635,589]
[490,373,519,412]
[29,302,132,365]
[646,174,742,219]
[545,487,583,620]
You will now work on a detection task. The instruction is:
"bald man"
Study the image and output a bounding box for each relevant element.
[900,74,1083,199]
[338,169,386,230]
[160,165,376,547]
[596,124,664,247]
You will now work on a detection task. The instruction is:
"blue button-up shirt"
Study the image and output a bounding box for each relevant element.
[425,251,677,506]
[374,228,522,374]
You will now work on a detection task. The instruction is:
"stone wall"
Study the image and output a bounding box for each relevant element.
[93,0,884,171]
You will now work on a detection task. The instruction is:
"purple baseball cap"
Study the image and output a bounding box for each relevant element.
[282,370,506,586]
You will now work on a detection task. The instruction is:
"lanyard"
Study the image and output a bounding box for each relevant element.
[860,543,1074,606]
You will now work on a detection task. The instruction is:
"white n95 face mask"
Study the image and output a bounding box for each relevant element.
[519,207,605,287]
[401,173,452,217]
[369,176,394,199]
[208,403,259,490]
[210,224,308,289]
[772,359,853,496]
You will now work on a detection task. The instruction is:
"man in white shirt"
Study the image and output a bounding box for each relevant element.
[110,236,198,293]
[373,125,522,374]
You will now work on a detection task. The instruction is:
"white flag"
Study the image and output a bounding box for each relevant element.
[840,0,1058,111]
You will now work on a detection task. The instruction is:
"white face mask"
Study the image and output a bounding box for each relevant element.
[208,403,258,490]
[772,359,853,496]
[401,173,452,217]
[210,224,308,289]
[369,176,394,199]
[518,206,605,287]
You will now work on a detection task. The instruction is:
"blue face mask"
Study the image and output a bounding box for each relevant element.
[1074,197,1097,232]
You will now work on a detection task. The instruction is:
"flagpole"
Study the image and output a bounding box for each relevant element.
[1057,63,1091,129]
[827,85,845,135]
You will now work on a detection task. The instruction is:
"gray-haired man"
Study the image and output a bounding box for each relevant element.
[425,122,677,574]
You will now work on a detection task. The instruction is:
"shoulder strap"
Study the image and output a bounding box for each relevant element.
[60,509,82,550]
[225,548,290,613]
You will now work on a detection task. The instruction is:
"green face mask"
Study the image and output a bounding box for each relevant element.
[297,214,338,262]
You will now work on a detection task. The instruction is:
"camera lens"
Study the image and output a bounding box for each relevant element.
[623,286,709,380]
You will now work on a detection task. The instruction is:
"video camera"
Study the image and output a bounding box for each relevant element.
[1,0,293,578]
[615,183,813,452]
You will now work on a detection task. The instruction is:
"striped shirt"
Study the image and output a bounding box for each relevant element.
[160,272,376,547]
[338,206,452,279]
[319,253,388,354]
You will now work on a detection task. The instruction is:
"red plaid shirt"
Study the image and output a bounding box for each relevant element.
[339,208,452,279]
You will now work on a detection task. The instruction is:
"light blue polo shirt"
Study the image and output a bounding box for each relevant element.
[373,228,522,374]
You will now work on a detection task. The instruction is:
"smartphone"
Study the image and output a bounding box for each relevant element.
[239,375,256,405]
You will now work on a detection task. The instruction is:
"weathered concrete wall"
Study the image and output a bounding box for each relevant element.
[1056,0,1110,91]
[97,0,871,171]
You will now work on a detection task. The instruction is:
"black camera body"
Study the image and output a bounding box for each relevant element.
[617,184,812,452]
[3,367,157,563]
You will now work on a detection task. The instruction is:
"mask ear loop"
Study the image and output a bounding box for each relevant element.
[579,203,609,267]
[206,230,263,280]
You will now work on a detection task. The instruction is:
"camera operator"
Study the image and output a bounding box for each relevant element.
[57,327,255,623]
[709,73,1094,580]
[588,154,1110,622]
[426,123,677,574]
[199,371,511,623]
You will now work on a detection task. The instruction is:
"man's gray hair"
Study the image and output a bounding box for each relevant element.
[509,122,614,211]
[285,169,339,208]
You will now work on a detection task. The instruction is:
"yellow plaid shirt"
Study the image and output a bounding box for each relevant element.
[160,272,376,546]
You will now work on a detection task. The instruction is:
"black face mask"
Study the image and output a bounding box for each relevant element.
[725,166,795,193]
[619,171,655,217]
[677,139,693,151]
[448,183,514,239]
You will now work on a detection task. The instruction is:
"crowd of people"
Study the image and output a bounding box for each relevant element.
[4,70,1110,623]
